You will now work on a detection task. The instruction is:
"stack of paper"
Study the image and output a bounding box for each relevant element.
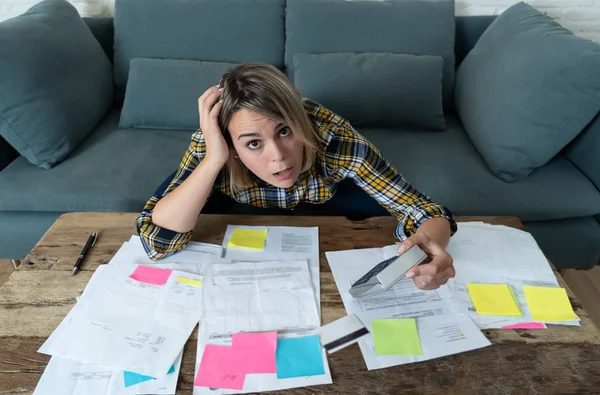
[34,237,219,395]
[325,246,492,371]
[192,225,332,394]
[439,222,580,329]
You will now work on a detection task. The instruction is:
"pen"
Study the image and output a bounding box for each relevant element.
[72,231,97,276]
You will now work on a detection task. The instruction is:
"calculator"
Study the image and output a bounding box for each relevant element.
[348,245,429,298]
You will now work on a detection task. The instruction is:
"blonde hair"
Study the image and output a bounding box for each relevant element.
[217,63,319,192]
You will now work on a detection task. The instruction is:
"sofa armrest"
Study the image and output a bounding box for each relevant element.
[565,114,600,192]
[0,135,18,172]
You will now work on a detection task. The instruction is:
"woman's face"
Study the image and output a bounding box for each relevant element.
[227,108,304,188]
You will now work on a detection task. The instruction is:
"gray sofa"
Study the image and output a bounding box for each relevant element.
[1,0,599,270]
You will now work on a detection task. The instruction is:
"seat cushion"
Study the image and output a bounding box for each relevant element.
[358,114,600,222]
[0,0,113,169]
[114,0,285,93]
[0,110,191,212]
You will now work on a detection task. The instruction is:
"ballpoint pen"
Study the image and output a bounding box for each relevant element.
[72,231,97,275]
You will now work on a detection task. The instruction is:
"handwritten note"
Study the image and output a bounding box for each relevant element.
[275,335,325,379]
[467,283,522,316]
[194,345,245,390]
[228,228,268,250]
[129,265,173,286]
[177,277,202,287]
[501,322,546,329]
[231,331,277,374]
[123,364,175,387]
[523,286,578,322]
[372,318,422,356]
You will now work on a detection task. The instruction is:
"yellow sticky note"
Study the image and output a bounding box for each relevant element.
[523,286,578,322]
[228,228,267,250]
[467,283,522,316]
[178,277,202,286]
[372,318,422,356]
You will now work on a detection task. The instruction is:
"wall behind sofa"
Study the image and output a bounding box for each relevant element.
[0,0,599,43]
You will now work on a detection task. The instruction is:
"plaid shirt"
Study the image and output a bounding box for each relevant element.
[136,98,457,260]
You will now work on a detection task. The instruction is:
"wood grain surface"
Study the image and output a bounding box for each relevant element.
[1,213,599,394]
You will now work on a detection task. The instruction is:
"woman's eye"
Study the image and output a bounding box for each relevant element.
[247,140,261,150]
[279,127,291,137]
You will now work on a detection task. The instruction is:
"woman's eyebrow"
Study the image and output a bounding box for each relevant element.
[237,132,260,140]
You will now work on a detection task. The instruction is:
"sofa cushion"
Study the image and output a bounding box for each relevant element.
[455,2,600,182]
[0,110,191,212]
[564,114,600,191]
[114,0,285,93]
[0,0,113,169]
[358,114,600,222]
[293,53,445,130]
[119,58,239,130]
[285,0,455,109]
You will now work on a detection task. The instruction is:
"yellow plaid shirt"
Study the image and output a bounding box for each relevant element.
[136,98,457,260]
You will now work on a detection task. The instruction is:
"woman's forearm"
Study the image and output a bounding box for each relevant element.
[151,159,223,233]
[415,217,452,248]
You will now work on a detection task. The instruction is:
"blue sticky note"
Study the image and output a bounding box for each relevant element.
[123,364,176,388]
[275,335,325,379]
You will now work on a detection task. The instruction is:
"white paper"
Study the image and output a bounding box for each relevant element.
[33,353,183,395]
[109,235,222,275]
[326,247,491,370]
[441,222,580,328]
[194,259,332,394]
[43,263,203,378]
[358,313,491,370]
[220,226,321,310]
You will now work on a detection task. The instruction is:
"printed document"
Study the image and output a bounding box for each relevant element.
[326,247,491,370]
[195,259,332,394]
[220,225,321,308]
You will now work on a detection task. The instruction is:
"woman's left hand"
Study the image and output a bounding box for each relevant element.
[397,232,455,290]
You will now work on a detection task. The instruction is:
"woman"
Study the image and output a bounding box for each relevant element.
[136,63,458,290]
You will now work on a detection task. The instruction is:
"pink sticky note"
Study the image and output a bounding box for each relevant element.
[501,322,546,329]
[194,345,245,390]
[129,265,173,285]
[231,331,277,374]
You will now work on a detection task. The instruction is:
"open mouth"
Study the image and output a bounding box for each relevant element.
[273,167,293,180]
[273,167,292,175]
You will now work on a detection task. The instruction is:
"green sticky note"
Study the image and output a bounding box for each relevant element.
[523,286,578,322]
[372,318,422,356]
[228,228,267,250]
[467,283,523,316]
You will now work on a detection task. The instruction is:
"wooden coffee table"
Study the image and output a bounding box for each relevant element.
[1,213,599,393]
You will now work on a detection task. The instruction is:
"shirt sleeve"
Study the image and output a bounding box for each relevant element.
[135,129,208,260]
[327,120,458,241]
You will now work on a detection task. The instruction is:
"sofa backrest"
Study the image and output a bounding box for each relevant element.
[82,15,497,70]
[112,0,286,97]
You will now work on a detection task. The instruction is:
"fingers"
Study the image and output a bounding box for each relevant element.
[198,86,222,126]
[209,100,223,123]
[398,232,445,258]
[407,254,453,278]
[412,267,455,290]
